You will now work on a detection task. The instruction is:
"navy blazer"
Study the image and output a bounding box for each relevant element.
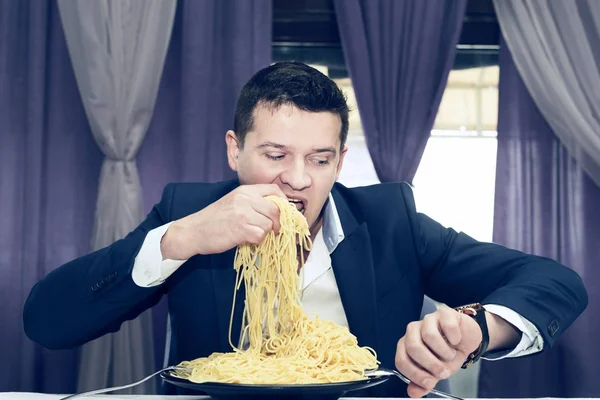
[23,180,588,397]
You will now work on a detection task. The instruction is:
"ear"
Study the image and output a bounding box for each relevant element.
[335,144,348,181]
[226,130,241,171]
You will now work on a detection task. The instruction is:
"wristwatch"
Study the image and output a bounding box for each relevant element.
[455,303,489,369]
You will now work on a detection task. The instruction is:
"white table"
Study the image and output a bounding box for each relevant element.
[0,395,400,400]
[1,395,573,400]
[0,395,396,400]
[0,395,413,400]
[0,396,206,400]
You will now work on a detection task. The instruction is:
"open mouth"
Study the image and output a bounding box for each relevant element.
[288,199,305,215]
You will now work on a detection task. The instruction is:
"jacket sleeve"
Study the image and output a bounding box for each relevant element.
[400,183,588,350]
[23,184,177,350]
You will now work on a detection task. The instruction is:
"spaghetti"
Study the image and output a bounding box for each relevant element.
[175,195,379,384]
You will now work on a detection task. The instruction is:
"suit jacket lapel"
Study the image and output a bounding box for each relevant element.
[330,188,380,350]
[211,249,245,352]
[206,179,246,351]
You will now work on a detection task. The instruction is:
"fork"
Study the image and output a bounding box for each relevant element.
[364,368,464,400]
[58,365,190,400]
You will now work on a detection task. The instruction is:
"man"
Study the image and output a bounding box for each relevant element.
[24,62,587,398]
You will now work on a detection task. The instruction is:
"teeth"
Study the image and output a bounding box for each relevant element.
[288,199,304,212]
[288,199,305,214]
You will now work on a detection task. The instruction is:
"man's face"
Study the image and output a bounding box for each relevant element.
[226,104,347,233]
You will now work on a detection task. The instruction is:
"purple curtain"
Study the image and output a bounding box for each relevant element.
[140,0,272,201]
[333,0,467,183]
[478,39,599,397]
[1,0,272,392]
[0,0,103,392]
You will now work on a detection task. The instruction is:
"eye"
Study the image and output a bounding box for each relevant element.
[265,153,285,161]
[311,158,330,166]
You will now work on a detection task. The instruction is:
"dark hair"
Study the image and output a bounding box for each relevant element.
[233,62,349,149]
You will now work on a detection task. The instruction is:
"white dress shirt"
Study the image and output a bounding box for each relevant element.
[132,194,543,359]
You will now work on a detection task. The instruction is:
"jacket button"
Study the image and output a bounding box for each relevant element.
[548,319,560,337]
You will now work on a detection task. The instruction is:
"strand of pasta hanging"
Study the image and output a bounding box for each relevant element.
[174,195,379,384]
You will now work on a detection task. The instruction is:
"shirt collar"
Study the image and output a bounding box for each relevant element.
[322,193,345,254]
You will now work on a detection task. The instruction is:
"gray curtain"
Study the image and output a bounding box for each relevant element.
[478,38,599,398]
[139,0,271,193]
[57,0,176,393]
[0,0,103,392]
[333,0,467,183]
[493,0,600,188]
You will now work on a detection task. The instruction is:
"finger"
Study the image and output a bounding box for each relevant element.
[244,225,268,245]
[438,308,462,346]
[422,313,457,362]
[404,322,449,380]
[245,212,274,235]
[408,382,432,399]
[250,199,281,234]
[396,338,438,394]
[245,184,287,199]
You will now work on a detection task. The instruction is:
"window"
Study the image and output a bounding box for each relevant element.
[333,66,499,242]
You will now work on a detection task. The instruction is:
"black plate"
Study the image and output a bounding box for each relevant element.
[160,370,390,400]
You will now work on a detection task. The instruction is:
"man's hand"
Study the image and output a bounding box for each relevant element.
[395,308,481,398]
[160,184,286,260]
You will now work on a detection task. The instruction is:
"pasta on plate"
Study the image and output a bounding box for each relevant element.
[174,196,379,384]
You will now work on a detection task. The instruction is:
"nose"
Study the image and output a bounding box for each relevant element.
[280,158,311,191]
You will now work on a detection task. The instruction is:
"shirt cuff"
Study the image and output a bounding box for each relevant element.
[481,304,544,360]
[132,222,187,287]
